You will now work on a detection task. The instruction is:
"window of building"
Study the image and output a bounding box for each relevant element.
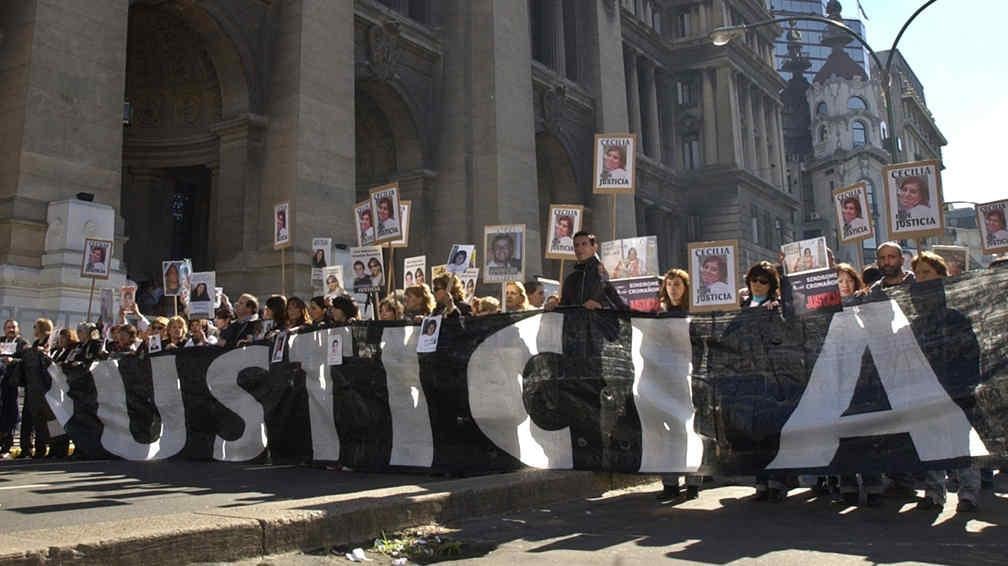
[529,0,547,65]
[677,9,691,38]
[751,205,760,244]
[847,96,867,110]
[677,77,698,107]
[818,125,828,141]
[852,120,867,147]
[681,134,701,169]
[562,0,579,82]
[816,101,828,116]
[763,210,773,249]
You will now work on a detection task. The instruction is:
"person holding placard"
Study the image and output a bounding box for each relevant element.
[552,231,625,310]
[0,320,28,456]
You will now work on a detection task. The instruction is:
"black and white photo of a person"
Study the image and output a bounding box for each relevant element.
[699,255,730,298]
[985,208,1008,245]
[368,257,385,288]
[487,234,520,270]
[190,282,210,302]
[841,196,868,238]
[352,260,371,291]
[275,205,289,245]
[82,240,109,276]
[324,272,344,300]
[600,144,629,183]
[447,247,469,275]
[311,248,326,268]
[896,175,933,219]
[163,262,182,296]
[416,314,442,353]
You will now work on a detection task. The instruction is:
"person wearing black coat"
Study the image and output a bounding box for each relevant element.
[554,231,626,311]
[0,320,29,455]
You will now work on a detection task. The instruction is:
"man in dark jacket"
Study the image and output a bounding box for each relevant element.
[552,231,626,310]
[0,320,29,455]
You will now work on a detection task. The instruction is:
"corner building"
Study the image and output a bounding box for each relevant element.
[0,0,797,324]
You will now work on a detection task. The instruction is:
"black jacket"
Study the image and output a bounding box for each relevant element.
[560,256,626,309]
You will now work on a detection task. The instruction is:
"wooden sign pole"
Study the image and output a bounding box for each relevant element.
[281,248,287,296]
[386,246,395,296]
[610,194,617,242]
[558,259,566,295]
[85,278,96,322]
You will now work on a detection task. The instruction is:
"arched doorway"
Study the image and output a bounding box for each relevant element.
[535,133,585,280]
[121,3,251,285]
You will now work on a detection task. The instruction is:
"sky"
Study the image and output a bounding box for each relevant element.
[859,0,1008,206]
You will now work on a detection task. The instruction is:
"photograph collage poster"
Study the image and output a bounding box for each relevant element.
[484,225,526,284]
[355,200,375,246]
[545,204,583,260]
[445,245,475,276]
[81,238,113,279]
[832,182,874,244]
[781,236,829,275]
[459,268,479,301]
[593,133,637,194]
[273,202,291,249]
[931,245,969,277]
[600,236,659,279]
[310,237,332,287]
[687,240,739,313]
[370,183,402,244]
[977,199,1008,254]
[350,246,384,293]
[321,265,346,300]
[883,160,944,240]
[162,259,192,297]
[120,284,137,314]
[189,271,216,319]
[403,255,427,289]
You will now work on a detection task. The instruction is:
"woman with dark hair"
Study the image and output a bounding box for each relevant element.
[415,269,426,286]
[432,273,472,317]
[261,295,287,340]
[835,262,865,303]
[741,261,780,308]
[190,282,210,302]
[308,296,328,327]
[328,295,359,324]
[286,297,312,331]
[658,268,690,313]
[311,248,326,268]
[841,197,868,238]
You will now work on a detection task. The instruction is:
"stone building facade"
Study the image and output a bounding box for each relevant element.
[0,0,797,326]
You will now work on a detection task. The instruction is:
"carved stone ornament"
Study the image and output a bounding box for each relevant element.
[541,84,566,132]
[368,20,401,81]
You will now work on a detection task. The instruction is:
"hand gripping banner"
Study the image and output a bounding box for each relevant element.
[34,268,1008,474]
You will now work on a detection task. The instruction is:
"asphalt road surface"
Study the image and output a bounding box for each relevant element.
[230,477,1008,566]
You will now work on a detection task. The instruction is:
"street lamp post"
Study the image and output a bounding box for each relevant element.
[709,0,941,164]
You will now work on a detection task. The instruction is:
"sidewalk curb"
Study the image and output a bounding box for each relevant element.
[0,470,658,565]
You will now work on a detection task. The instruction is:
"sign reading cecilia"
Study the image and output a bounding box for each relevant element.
[832,182,874,244]
[882,160,944,240]
[687,240,740,313]
[593,134,637,194]
[977,199,1008,254]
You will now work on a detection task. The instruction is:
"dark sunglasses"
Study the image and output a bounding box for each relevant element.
[750,277,770,285]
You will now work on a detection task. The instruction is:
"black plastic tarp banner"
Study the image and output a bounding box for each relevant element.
[39,268,1008,475]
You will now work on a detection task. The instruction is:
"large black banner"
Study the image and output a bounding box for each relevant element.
[39,268,1008,475]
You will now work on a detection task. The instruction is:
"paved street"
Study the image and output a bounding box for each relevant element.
[236,477,1008,566]
[0,458,443,534]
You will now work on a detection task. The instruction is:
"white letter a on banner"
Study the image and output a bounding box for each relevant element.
[769,300,989,469]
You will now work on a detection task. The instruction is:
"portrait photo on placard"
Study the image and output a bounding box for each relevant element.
[370,183,402,244]
[416,315,442,354]
[120,285,137,314]
[832,182,874,244]
[389,201,411,248]
[430,264,446,280]
[271,331,287,363]
[545,204,583,260]
[446,244,475,275]
[931,245,969,277]
[781,236,829,275]
[883,160,944,240]
[350,246,384,294]
[162,260,187,297]
[81,238,113,279]
[321,265,346,301]
[355,200,376,247]
[484,225,526,283]
[189,271,216,319]
[688,240,739,313]
[328,334,343,366]
[600,236,659,278]
[403,255,427,289]
[977,199,1008,254]
[273,202,291,249]
[593,133,637,194]
[460,268,479,301]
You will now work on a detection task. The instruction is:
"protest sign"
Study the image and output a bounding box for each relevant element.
[931,245,969,277]
[601,236,659,278]
[545,204,583,259]
[593,133,637,194]
[417,315,442,353]
[311,237,332,286]
[355,200,376,247]
[389,201,411,248]
[882,160,944,240]
[81,238,113,279]
[782,236,829,275]
[403,255,426,289]
[688,240,739,313]
[610,276,661,313]
[976,199,1008,254]
[273,202,291,249]
[370,183,402,244]
[321,265,346,300]
[350,246,385,293]
[189,272,216,319]
[832,182,874,244]
[445,245,475,275]
[484,225,526,284]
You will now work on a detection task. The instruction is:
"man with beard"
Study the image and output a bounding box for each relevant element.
[550,231,625,310]
[868,241,915,291]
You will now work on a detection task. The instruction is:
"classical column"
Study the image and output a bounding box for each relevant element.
[642,60,662,159]
[714,66,742,166]
[762,96,776,184]
[122,168,163,280]
[657,71,677,167]
[625,49,642,137]
[702,68,717,163]
[772,103,786,188]
[549,0,566,76]
[741,80,756,170]
[754,94,770,179]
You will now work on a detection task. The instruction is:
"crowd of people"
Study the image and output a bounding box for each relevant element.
[0,230,1002,513]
